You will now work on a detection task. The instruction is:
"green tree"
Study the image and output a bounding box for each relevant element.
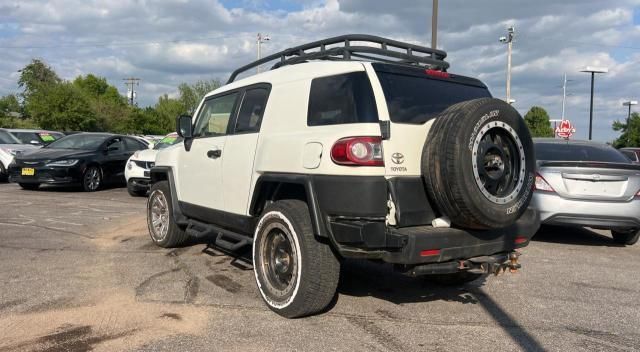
[26,82,98,131]
[178,79,221,113]
[524,106,554,138]
[74,74,130,132]
[18,59,61,100]
[0,94,38,128]
[0,94,20,116]
[612,112,640,148]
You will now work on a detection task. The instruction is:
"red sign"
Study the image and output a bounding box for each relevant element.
[555,119,576,139]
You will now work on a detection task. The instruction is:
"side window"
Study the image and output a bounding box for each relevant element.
[124,138,145,151]
[234,88,270,133]
[307,72,378,126]
[106,138,125,152]
[193,93,239,137]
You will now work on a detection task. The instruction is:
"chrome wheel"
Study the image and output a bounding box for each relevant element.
[258,222,298,299]
[471,122,526,204]
[149,190,170,242]
[84,167,101,191]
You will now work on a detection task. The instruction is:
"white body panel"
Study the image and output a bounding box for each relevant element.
[176,136,226,210]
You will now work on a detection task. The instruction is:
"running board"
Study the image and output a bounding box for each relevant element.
[185,219,253,251]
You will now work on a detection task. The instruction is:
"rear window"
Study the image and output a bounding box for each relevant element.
[535,142,631,163]
[307,72,378,126]
[621,150,639,162]
[376,71,491,124]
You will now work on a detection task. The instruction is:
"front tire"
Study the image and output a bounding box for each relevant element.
[611,229,639,246]
[253,200,340,318]
[19,183,40,190]
[82,165,102,192]
[147,181,188,248]
[0,162,7,182]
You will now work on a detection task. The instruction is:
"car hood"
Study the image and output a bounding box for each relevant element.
[131,148,159,162]
[17,148,96,161]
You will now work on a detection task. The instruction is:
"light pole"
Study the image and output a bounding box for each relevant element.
[499,26,515,104]
[580,66,608,140]
[431,0,438,50]
[256,33,270,73]
[623,100,638,144]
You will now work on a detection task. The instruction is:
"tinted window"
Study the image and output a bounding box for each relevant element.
[106,138,125,152]
[46,134,110,150]
[376,71,491,124]
[535,142,631,163]
[308,72,378,126]
[621,150,639,162]
[12,132,41,144]
[235,88,269,133]
[124,137,146,151]
[0,130,20,144]
[193,93,239,137]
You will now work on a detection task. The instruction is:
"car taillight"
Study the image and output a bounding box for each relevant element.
[331,136,384,166]
[636,189,640,198]
[425,69,450,79]
[534,173,555,192]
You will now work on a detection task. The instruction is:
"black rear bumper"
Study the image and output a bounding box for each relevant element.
[330,208,540,266]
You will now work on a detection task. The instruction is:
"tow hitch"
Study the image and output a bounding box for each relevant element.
[401,251,521,277]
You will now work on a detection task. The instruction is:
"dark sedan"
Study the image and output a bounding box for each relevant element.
[8,133,148,192]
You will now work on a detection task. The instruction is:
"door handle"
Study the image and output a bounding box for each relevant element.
[207,149,222,159]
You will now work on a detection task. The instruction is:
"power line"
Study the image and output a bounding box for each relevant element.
[123,77,140,106]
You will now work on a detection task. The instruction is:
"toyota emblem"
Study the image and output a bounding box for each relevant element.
[391,152,404,165]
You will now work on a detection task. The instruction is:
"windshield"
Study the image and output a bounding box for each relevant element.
[376,71,491,124]
[153,134,183,150]
[46,134,110,150]
[535,141,631,163]
[0,130,21,144]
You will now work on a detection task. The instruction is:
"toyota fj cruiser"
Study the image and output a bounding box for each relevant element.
[147,34,539,318]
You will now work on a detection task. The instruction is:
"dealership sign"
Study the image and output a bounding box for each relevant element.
[555,119,576,139]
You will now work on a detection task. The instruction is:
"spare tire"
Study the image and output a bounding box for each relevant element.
[422,98,535,230]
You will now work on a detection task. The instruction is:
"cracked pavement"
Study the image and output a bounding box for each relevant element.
[0,183,639,351]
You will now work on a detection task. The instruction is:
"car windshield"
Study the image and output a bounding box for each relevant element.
[153,135,183,150]
[535,141,631,163]
[0,130,21,144]
[375,71,492,124]
[46,134,110,150]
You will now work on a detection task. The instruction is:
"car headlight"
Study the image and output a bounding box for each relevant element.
[46,159,79,167]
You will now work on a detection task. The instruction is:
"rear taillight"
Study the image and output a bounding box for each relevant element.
[636,190,640,198]
[331,136,384,166]
[534,173,555,192]
[425,69,450,79]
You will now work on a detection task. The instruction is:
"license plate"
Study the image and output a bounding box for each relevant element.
[21,168,35,176]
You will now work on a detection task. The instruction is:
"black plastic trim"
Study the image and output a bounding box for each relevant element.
[149,166,189,226]
[387,177,436,227]
[543,214,640,229]
[179,201,255,236]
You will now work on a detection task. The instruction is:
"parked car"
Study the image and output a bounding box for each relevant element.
[145,34,539,318]
[0,129,38,182]
[532,138,640,245]
[125,132,183,196]
[7,128,65,146]
[620,147,640,164]
[8,132,148,191]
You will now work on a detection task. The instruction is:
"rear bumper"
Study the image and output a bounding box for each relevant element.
[330,208,540,266]
[532,192,640,229]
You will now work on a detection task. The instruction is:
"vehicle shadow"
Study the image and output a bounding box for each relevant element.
[21,183,125,193]
[338,259,545,351]
[532,225,623,247]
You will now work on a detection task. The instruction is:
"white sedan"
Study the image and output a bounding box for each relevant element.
[125,133,182,196]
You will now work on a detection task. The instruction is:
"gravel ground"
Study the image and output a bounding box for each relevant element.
[0,182,638,352]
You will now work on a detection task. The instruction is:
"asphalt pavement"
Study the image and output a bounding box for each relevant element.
[0,183,639,352]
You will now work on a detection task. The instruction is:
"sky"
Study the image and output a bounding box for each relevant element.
[0,0,639,142]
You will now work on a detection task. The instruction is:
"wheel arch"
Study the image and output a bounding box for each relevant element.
[250,174,328,238]
[149,166,188,226]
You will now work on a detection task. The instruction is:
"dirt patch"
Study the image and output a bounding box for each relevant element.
[92,215,148,249]
[0,291,209,352]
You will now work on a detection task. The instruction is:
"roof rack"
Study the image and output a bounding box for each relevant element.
[227,34,449,83]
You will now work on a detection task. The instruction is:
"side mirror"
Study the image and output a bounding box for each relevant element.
[30,140,42,145]
[176,115,193,139]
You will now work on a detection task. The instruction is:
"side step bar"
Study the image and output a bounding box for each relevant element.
[185,219,253,252]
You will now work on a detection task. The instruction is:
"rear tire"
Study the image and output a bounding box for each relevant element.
[425,272,484,285]
[253,200,340,318]
[147,181,188,248]
[611,229,639,246]
[19,183,40,190]
[423,98,535,229]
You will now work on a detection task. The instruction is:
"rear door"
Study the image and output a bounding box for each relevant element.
[222,84,271,215]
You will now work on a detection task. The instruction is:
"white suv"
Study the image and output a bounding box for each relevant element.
[146,35,539,318]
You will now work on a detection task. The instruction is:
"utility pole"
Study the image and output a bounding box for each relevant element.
[580,66,608,140]
[256,33,270,73]
[499,26,515,104]
[123,77,140,106]
[561,74,574,121]
[431,0,438,50]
